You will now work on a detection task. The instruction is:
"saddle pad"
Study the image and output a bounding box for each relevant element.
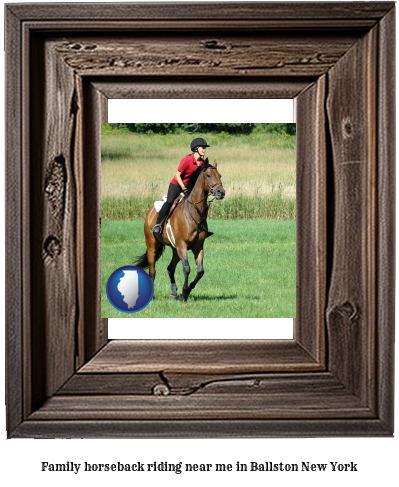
[154,194,184,214]
[154,201,164,213]
[154,195,167,213]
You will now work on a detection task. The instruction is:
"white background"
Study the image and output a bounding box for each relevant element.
[1,1,398,486]
[108,99,294,339]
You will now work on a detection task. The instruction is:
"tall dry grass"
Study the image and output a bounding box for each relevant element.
[101,130,296,220]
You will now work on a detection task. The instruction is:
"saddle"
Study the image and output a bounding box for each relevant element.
[154,193,184,223]
[153,194,184,247]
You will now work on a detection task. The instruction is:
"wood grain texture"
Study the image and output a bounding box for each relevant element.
[5,5,24,436]
[326,27,376,404]
[79,340,320,374]
[91,78,311,100]
[29,393,371,421]
[59,372,163,395]
[21,19,384,32]
[81,81,108,362]
[7,2,394,22]
[5,2,395,438]
[15,418,389,438]
[14,418,390,439]
[60,371,355,397]
[34,371,375,422]
[30,37,79,408]
[296,76,326,363]
[53,34,360,78]
[376,7,395,432]
[11,418,389,438]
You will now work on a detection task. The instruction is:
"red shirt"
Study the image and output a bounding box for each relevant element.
[170,154,204,186]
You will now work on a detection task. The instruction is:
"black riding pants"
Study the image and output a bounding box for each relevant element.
[165,182,182,205]
[156,183,182,224]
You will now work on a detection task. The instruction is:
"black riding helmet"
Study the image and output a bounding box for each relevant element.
[191,137,210,152]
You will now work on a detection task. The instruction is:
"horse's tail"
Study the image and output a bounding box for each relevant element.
[133,243,166,270]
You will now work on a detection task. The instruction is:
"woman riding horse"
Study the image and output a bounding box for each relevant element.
[134,142,225,301]
[151,137,213,236]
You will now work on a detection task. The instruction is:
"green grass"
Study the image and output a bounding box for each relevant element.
[101,219,296,318]
[101,192,296,221]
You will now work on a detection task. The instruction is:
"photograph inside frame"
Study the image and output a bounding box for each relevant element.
[101,118,296,322]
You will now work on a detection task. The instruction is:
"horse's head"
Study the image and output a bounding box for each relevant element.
[203,161,225,200]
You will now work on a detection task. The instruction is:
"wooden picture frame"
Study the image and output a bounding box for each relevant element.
[5,2,395,437]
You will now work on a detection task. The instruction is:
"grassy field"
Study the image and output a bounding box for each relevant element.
[101,129,296,220]
[101,129,296,318]
[101,219,296,319]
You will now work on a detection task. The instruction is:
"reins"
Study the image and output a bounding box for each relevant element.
[186,168,220,231]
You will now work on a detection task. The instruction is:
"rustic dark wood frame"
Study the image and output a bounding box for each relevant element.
[5,2,395,438]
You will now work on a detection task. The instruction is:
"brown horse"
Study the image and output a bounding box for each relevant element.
[134,161,225,301]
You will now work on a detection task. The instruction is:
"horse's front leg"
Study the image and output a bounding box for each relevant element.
[176,245,191,302]
[167,249,180,300]
[189,245,204,293]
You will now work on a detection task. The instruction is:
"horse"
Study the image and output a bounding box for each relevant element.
[134,161,225,302]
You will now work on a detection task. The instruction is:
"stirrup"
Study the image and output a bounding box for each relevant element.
[152,224,163,234]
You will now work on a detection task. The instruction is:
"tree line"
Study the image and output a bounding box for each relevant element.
[104,123,296,136]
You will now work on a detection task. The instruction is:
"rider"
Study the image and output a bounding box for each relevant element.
[152,137,211,235]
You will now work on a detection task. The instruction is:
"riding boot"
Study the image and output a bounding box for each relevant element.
[152,202,171,234]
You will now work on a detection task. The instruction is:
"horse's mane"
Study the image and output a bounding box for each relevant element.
[184,160,214,196]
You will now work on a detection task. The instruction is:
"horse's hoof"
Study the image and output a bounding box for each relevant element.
[179,294,187,302]
[169,294,177,300]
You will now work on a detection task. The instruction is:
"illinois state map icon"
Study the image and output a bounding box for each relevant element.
[106,266,154,314]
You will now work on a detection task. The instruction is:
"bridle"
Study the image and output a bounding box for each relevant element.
[204,168,223,196]
[186,167,222,229]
